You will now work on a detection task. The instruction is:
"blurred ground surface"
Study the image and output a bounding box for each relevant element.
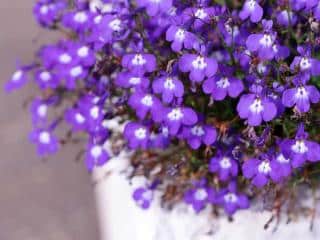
[0,2,99,240]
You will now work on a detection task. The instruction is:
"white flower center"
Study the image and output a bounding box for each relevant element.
[91,145,102,158]
[295,86,309,100]
[134,127,147,139]
[247,0,256,11]
[12,70,23,82]
[277,154,290,163]
[225,24,239,37]
[192,56,207,70]
[164,77,175,90]
[216,77,230,89]
[258,161,271,174]
[75,113,85,123]
[37,104,47,117]
[40,5,49,14]
[194,188,208,201]
[259,34,273,47]
[141,95,153,107]
[257,63,267,74]
[109,18,122,31]
[40,71,51,82]
[300,57,311,70]
[175,28,186,42]
[249,98,264,114]
[224,193,238,203]
[70,66,83,77]
[220,157,232,169]
[167,108,183,121]
[39,131,50,144]
[129,77,141,85]
[131,54,146,66]
[191,125,205,136]
[73,11,88,23]
[90,106,100,119]
[194,8,207,19]
[291,140,308,154]
[77,46,89,58]
[59,53,72,64]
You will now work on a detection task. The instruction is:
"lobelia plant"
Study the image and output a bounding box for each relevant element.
[6,0,320,223]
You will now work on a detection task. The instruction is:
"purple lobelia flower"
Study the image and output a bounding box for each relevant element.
[239,0,263,23]
[246,20,277,60]
[122,53,157,75]
[209,153,238,181]
[160,107,198,135]
[282,82,320,113]
[202,66,244,100]
[274,153,292,178]
[85,143,109,172]
[237,92,277,126]
[165,25,198,52]
[152,75,184,103]
[124,122,150,149]
[242,154,282,187]
[280,124,320,168]
[33,0,66,27]
[60,64,88,89]
[182,123,217,149]
[30,98,49,125]
[115,71,150,90]
[290,46,320,77]
[184,180,214,213]
[34,69,59,89]
[62,10,93,33]
[215,182,249,216]
[136,0,172,16]
[179,53,218,83]
[5,68,28,92]
[133,187,153,209]
[182,6,217,29]
[29,129,59,156]
[65,108,87,132]
[128,92,163,120]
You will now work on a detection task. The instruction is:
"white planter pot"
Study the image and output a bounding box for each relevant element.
[93,151,320,240]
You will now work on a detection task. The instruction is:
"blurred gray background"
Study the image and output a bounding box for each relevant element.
[0,2,99,239]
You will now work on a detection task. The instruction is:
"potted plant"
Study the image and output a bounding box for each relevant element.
[6,0,320,239]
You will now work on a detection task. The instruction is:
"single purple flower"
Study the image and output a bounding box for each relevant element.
[246,20,277,60]
[65,108,87,132]
[237,93,277,126]
[29,129,59,156]
[34,69,59,89]
[209,153,238,181]
[5,69,28,92]
[62,10,92,33]
[216,183,249,215]
[165,26,198,52]
[152,75,184,103]
[124,122,150,149]
[161,107,198,135]
[115,71,150,90]
[276,10,297,27]
[133,187,153,209]
[85,144,109,172]
[122,53,156,74]
[179,54,218,82]
[282,84,320,113]
[128,92,163,120]
[182,124,217,149]
[239,0,263,23]
[280,124,320,168]
[203,73,244,100]
[274,153,292,178]
[290,46,320,77]
[242,155,282,187]
[184,181,214,213]
[30,98,49,125]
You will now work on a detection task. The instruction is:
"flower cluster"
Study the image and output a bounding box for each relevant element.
[6,0,320,217]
